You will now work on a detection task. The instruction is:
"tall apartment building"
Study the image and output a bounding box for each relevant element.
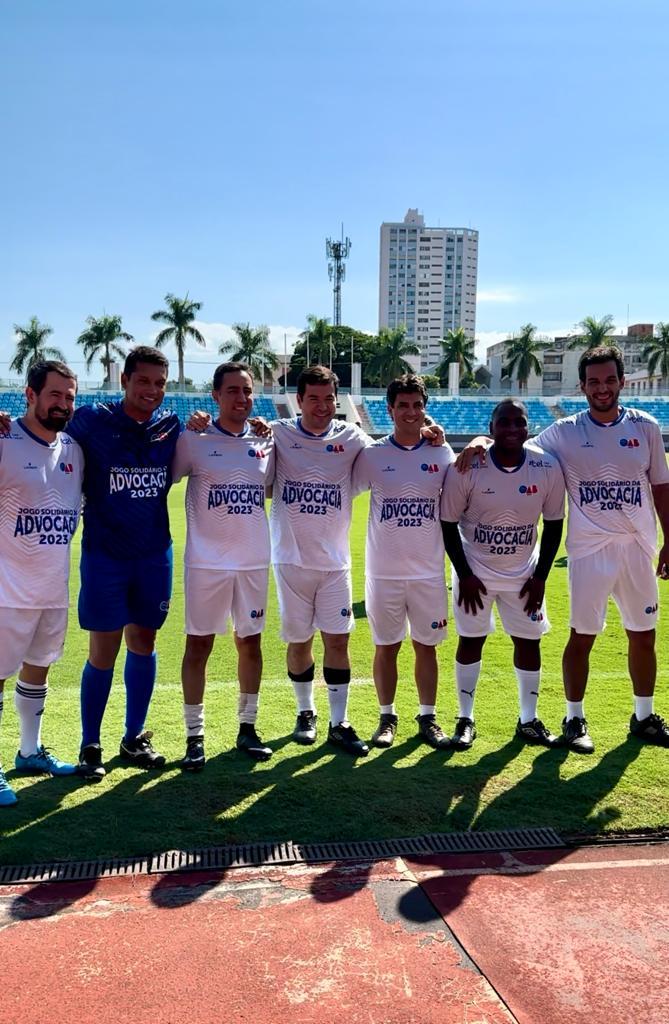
[379,209,479,369]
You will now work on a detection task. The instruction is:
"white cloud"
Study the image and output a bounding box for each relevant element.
[477,288,521,304]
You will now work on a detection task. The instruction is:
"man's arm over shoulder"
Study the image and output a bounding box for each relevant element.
[171,430,194,483]
[351,445,372,497]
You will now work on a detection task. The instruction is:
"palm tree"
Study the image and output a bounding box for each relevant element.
[77,314,133,385]
[642,322,669,386]
[10,317,65,375]
[566,314,616,351]
[218,323,279,383]
[366,326,420,386]
[503,323,550,393]
[300,315,333,367]
[151,293,206,390]
[432,327,475,382]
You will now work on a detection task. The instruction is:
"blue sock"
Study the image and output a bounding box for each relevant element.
[81,662,114,746]
[123,651,157,741]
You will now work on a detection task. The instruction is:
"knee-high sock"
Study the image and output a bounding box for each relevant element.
[324,666,350,725]
[81,662,114,746]
[455,661,481,719]
[515,667,541,724]
[123,651,157,740]
[15,679,48,756]
[288,664,316,713]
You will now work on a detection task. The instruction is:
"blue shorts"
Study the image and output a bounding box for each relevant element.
[78,546,173,632]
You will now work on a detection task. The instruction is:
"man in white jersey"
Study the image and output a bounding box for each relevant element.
[0,361,84,806]
[172,363,275,770]
[352,375,454,750]
[459,347,669,753]
[441,399,565,750]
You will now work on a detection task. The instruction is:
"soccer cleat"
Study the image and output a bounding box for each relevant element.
[516,718,560,747]
[0,768,17,807]
[371,713,398,748]
[452,717,477,750]
[416,714,451,750]
[236,723,273,761]
[15,745,77,776]
[629,712,669,747]
[78,743,106,781]
[119,730,166,769]
[293,710,318,745]
[181,736,206,772]
[327,722,369,757]
[561,716,595,754]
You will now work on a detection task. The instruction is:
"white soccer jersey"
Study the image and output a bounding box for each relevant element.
[534,408,669,561]
[270,418,370,570]
[440,442,565,589]
[0,418,84,608]
[172,424,275,570]
[353,436,455,580]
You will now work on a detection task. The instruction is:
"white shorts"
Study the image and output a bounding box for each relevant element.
[569,541,659,634]
[366,575,447,647]
[0,608,68,679]
[184,567,269,638]
[451,569,550,640]
[273,564,354,643]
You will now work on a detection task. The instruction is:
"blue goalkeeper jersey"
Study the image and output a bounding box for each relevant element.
[66,401,181,559]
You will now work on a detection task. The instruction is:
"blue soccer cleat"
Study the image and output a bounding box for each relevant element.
[14,746,77,776]
[0,767,17,806]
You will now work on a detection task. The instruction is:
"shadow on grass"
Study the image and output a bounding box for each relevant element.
[4,733,646,921]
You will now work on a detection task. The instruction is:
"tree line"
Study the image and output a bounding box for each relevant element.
[8,298,669,392]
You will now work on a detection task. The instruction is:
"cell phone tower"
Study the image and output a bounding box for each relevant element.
[326,229,352,326]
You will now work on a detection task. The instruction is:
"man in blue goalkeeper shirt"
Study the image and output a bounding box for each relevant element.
[67,347,181,779]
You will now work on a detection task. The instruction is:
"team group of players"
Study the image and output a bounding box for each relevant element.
[0,343,668,806]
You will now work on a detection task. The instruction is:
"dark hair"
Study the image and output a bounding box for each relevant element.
[123,346,169,377]
[27,360,77,395]
[490,398,528,423]
[213,361,252,391]
[578,345,625,383]
[297,365,339,398]
[386,373,428,407]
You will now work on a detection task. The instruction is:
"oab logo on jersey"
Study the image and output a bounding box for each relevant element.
[326,443,345,453]
[519,484,538,495]
[340,607,352,618]
[645,603,658,615]
[60,462,74,474]
[250,608,264,620]
[620,438,640,448]
[431,617,447,629]
[420,463,440,473]
[247,448,268,459]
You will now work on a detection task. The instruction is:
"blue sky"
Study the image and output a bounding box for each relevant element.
[2,0,668,383]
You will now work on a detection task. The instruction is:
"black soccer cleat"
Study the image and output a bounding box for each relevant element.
[236,723,273,761]
[293,710,318,745]
[371,713,398,749]
[629,712,669,747]
[416,714,451,750]
[327,722,369,757]
[516,718,560,747]
[78,743,106,782]
[561,716,595,754]
[119,730,166,769]
[181,735,206,772]
[452,716,476,750]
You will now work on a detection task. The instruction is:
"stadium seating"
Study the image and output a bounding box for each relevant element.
[363,396,556,436]
[0,391,278,424]
[559,396,669,429]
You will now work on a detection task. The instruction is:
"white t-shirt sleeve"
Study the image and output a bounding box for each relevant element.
[646,421,669,486]
[440,463,470,522]
[351,448,371,496]
[542,463,566,520]
[532,423,560,457]
[171,432,193,483]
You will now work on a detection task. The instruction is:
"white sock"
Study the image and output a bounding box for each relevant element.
[419,704,436,717]
[238,691,259,725]
[184,703,205,738]
[327,685,349,726]
[455,661,481,719]
[292,680,316,713]
[379,703,396,715]
[15,679,47,757]
[515,668,541,724]
[566,700,584,721]
[634,696,654,721]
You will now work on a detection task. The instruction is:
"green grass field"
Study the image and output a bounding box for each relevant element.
[1,481,668,866]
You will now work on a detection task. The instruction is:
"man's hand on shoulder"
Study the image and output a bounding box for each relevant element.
[420,422,446,446]
[249,417,272,438]
[0,411,10,432]
[186,410,211,432]
[454,436,492,473]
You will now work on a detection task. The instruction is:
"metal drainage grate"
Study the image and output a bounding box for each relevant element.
[0,828,564,886]
[0,856,149,886]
